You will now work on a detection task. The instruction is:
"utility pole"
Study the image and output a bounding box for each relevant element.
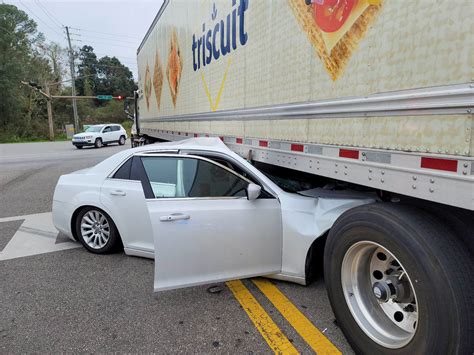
[21,81,54,141]
[44,85,54,141]
[65,26,79,132]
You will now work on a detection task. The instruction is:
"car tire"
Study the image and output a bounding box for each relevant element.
[94,138,102,148]
[324,203,473,355]
[119,135,126,145]
[76,146,83,149]
[75,207,121,254]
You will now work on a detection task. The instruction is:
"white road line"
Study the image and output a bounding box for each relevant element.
[0,212,80,261]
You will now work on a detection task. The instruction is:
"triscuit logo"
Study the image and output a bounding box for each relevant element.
[193,0,249,112]
[289,0,383,80]
[192,0,248,71]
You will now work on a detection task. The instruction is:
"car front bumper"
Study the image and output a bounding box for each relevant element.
[72,141,94,147]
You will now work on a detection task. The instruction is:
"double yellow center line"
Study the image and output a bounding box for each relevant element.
[226,279,341,354]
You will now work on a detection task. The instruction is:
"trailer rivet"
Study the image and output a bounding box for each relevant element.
[462,171,467,175]
[381,178,384,183]
[369,169,372,173]
[335,163,338,167]
[429,188,434,193]
[344,172,347,176]
[412,185,416,189]
[467,109,472,113]
[381,171,385,175]
[412,176,417,181]
[430,178,435,183]
[463,163,468,168]
[369,177,372,181]
[362,152,366,156]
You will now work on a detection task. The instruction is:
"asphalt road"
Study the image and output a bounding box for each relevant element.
[0,141,353,353]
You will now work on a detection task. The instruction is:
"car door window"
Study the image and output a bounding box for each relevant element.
[103,126,111,133]
[141,156,248,199]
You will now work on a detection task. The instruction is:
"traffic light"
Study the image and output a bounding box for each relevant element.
[115,95,125,100]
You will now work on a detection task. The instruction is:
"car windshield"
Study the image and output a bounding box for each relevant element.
[85,126,102,132]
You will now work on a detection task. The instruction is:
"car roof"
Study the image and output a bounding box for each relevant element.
[91,138,231,174]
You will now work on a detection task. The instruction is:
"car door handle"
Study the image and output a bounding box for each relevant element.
[110,190,126,196]
[160,213,190,222]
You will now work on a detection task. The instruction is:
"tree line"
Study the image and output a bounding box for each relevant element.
[0,4,137,142]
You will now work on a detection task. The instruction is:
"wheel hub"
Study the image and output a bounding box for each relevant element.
[372,281,396,303]
[341,241,419,349]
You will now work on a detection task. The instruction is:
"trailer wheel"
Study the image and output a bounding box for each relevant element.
[324,203,473,354]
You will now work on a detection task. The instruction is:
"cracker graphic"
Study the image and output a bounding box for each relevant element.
[166,29,183,107]
[153,50,164,110]
[288,0,383,80]
[144,62,152,111]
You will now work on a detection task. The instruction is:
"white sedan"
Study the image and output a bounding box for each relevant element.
[53,138,373,291]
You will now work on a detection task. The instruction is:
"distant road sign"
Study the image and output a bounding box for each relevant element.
[96,95,113,100]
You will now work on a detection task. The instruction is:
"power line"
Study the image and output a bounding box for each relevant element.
[34,0,63,29]
[18,0,63,37]
[71,33,138,45]
[69,27,141,40]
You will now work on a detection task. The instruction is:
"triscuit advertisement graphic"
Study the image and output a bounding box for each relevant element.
[166,29,183,108]
[288,0,383,80]
[137,0,472,119]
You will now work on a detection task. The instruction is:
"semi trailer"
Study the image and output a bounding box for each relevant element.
[129,0,474,353]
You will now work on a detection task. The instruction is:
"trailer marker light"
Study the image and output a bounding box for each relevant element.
[291,144,304,152]
[236,138,243,144]
[219,136,224,141]
[421,157,458,172]
[339,149,359,159]
[259,140,268,147]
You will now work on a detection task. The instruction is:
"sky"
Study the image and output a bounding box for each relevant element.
[5,0,165,79]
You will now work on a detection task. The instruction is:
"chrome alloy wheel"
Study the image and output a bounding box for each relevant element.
[341,241,419,349]
[80,210,110,249]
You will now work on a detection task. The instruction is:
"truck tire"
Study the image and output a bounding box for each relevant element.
[324,203,473,354]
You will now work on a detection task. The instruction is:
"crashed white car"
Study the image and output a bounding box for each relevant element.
[53,138,373,291]
[72,124,127,149]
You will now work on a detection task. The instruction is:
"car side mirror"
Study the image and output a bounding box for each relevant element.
[246,183,261,201]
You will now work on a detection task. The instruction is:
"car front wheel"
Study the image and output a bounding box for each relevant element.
[75,207,120,254]
[94,138,103,148]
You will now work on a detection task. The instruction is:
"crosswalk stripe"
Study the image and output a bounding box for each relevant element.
[253,278,341,355]
[226,280,299,354]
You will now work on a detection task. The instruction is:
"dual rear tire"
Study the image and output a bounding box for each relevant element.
[324,203,473,354]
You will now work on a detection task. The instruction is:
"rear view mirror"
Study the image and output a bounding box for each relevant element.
[246,183,261,201]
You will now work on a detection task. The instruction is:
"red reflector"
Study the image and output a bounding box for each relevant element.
[339,149,359,159]
[259,140,268,147]
[194,133,198,137]
[219,136,224,141]
[236,138,243,144]
[421,157,458,172]
[291,144,304,152]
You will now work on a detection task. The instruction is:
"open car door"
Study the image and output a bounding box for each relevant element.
[138,154,282,292]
